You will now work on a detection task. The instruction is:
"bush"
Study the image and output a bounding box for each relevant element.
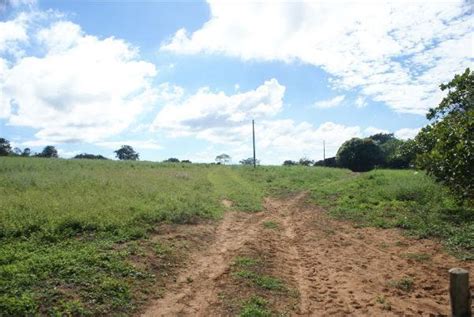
[336,138,383,172]
[415,68,473,204]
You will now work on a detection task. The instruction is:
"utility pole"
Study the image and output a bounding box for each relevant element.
[252,120,256,168]
[323,140,326,166]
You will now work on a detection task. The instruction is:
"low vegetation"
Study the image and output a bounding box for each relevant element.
[0,157,472,315]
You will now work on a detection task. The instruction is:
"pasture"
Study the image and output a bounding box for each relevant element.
[0,157,472,315]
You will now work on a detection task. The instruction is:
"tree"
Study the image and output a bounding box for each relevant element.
[181,160,192,164]
[369,133,395,144]
[239,157,260,165]
[314,157,337,167]
[73,153,108,160]
[0,138,12,156]
[163,158,180,163]
[38,145,58,158]
[283,160,297,166]
[298,157,314,166]
[21,148,31,157]
[114,145,139,161]
[415,68,473,203]
[215,153,231,164]
[336,138,383,172]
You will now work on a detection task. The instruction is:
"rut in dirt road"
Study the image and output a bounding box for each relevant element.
[142,193,473,316]
[142,210,267,317]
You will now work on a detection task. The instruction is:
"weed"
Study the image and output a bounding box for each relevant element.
[234,270,285,291]
[388,277,414,292]
[263,221,279,229]
[239,296,271,317]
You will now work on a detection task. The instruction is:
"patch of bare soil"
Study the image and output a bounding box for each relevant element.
[141,194,473,316]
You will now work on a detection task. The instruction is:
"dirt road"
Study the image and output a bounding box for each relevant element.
[142,193,473,316]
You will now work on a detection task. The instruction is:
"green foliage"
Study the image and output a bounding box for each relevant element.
[263,221,279,229]
[336,138,383,172]
[163,157,180,163]
[239,296,271,317]
[0,138,12,156]
[239,157,259,165]
[388,277,414,292]
[415,68,473,204]
[37,145,59,158]
[74,153,108,160]
[215,153,231,164]
[282,160,297,166]
[114,145,139,161]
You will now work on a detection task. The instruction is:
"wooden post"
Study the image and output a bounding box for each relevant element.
[449,268,472,317]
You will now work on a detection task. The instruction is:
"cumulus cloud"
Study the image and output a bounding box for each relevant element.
[395,127,421,140]
[152,78,285,136]
[152,81,364,163]
[314,95,345,109]
[0,19,157,144]
[95,140,162,150]
[364,127,389,136]
[162,0,473,115]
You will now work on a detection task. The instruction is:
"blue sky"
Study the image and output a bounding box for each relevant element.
[0,0,472,164]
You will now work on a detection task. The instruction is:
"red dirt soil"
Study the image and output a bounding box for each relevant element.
[141,193,473,316]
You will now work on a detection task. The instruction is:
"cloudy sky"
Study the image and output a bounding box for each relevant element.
[0,0,472,163]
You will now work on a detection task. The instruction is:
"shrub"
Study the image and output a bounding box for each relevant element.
[336,138,383,172]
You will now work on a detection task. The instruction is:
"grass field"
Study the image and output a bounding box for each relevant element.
[0,157,472,315]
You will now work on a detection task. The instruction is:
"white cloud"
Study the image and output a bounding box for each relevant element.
[1,19,157,144]
[313,95,345,109]
[395,127,420,140]
[355,96,367,108]
[152,81,363,163]
[162,0,473,115]
[95,140,162,150]
[0,12,29,54]
[364,127,389,136]
[152,78,285,136]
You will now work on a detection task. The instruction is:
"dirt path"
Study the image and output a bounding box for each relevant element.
[142,194,473,316]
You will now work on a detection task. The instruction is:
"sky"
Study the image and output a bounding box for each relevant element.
[0,0,472,164]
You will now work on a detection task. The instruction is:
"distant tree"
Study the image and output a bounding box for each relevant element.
[314,157,337,167]
[215,153,231,164]
[12,147,22,156]
[73,153,108,160]
[336,138,383,172]
[21,148,31,157]
[368,133,395,144]
[163,157,180,163]
[415,68,473,203]
[283,160,297,166]
[181,160,192,164]
[38,145,59,158]
[0,138,12,156]
[114,145,139,161]
[239,157,260,165]
[298,157,314,166]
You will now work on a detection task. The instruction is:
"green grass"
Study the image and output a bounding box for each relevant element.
[239,296,272,317]
[263,221,279,229]
[0,158,264,316]
[1,157,472,315]
[388,277,415,292]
